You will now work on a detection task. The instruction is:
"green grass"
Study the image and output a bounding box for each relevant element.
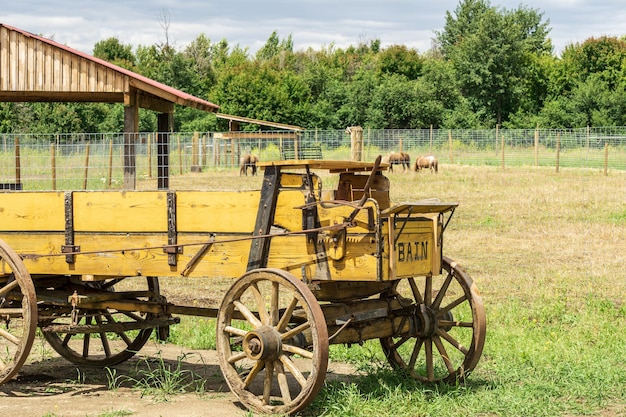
[109,352,207,402]
[154,163,626,416]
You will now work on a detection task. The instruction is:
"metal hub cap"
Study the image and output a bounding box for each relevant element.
[243,325,282,361]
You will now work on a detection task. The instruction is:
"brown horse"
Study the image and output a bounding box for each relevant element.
[382,152,411,172]
[239,154,259,176]
[415,155,438,173]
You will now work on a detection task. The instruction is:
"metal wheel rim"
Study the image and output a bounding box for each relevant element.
[380,256,486,383]
[41,277,159,367]
[216,268,329,415]
[0,239,37,384]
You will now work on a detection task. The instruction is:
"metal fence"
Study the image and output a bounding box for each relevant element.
[1,127,625,190]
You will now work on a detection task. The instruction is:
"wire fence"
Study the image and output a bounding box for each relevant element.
[1,127,625,190]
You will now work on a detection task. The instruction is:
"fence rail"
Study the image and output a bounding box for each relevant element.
[1,127,625,190]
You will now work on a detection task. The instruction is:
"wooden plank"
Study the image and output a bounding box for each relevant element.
[79,57,88,90]
[259,159,389,172]
[72,191,168,232]
[88,60,96,91]
[36,38,44,90]
[18,34,26,91]
[9,29,17,90]
[0,27,8,90]
[53,47,62,91]
[176,191,259,233]
[71,54,79,91]
[44,43,53,91]
[26,37,35,90]
[0,192,66,231]
[60,49,69,91]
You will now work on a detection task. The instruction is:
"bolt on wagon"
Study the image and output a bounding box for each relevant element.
[0,157,485,415]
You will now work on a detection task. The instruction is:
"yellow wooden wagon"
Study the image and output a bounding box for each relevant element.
[0,157,485,415]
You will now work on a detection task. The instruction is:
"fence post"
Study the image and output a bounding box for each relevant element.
[191,132,201,172]
[147,134,152,178]
[50,144,56,190]
[349,126,363,161]
[107,139,113,188]
[202,135,207,167]
[15,137,21,186]
[534,125,539,167]
[555,132,561,173]
[495,124,499,154]
[448,130,454,164]
[178,135,183,174]
[604,142,609,176]
[501,135,505,170]
[429,125,433,152]
[83,143,90,190]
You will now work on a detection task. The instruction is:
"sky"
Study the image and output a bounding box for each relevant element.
[3,1,626,57]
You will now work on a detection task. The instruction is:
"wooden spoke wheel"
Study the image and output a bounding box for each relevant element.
[380,256,486,383]
[41,276,160,367]
[0,239,37,384]
[217,268,328,415]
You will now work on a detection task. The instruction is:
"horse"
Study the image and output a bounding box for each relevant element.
[382,152,411,172]
[415,155,438,173]
[239,154,259,176]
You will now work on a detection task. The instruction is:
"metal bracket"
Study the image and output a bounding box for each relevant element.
[64,192,76,264]
[167,192,177,266]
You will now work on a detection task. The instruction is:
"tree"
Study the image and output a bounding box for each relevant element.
[93,37,136,70]
[436,0,551,125]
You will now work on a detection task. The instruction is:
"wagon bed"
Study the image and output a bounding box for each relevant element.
[0,157,485,415]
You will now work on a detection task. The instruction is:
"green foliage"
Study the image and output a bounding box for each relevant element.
[6,4,626,133]
[119,352,206,401]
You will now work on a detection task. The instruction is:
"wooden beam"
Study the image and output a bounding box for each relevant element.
[123,90,138,190]
[0,91,124,102]
[157,113,171,190]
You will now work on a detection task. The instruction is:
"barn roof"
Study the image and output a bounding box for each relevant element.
[0,23,219,113]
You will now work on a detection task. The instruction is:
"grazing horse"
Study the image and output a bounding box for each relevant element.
[239,154,258,176]
[382,152,411,172]
[415,155,438,173]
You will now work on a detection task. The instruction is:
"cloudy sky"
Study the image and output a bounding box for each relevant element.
[3,1,626,56]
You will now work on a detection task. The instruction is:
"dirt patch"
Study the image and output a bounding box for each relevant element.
[0,340,356,417]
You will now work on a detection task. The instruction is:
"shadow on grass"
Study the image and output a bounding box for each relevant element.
[306,364,492,416]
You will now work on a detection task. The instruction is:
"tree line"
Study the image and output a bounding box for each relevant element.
[3,0,626,135]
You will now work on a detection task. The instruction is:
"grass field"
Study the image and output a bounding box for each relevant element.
[152,163,626,416]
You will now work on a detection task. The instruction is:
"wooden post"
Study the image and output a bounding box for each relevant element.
[448,130,454,164]
[495,124,499,154]
[147,134,152,178]
[501,135,505,171]
[534,125,539,167]
[107,139,113,188]
[50,144,56,190]
[202,135,207,167]
[349,126,363,161]
[178,135,183,175]
[83,142,90,190]
[604,142,609,176]
[555,132,561,173]
[231,137,236,167]
[157,113,171,190]
[14,137,21,186]
[123,95,139,190]
[191,132,201,172]
[429,125,433,151]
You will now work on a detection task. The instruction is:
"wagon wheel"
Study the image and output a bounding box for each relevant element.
[380,256,486,383]
[216,268,329,415]
[0,239,37,384]
[41,276,160,367]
